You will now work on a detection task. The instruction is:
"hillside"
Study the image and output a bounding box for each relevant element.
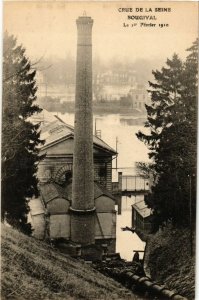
[1,224,140,300]
[144,225,195,299]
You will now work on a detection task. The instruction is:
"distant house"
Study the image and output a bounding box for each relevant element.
[127,85,150,110]
[131,199,152,240]
[29,113,118,254]
[93,70,136,101]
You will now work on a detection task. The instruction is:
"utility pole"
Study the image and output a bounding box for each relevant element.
[116,136,118,170]
[45,83,48,98]
[188,174,193,257]
[94,118,101,138]
[95,118,97,136]
[135,175,136,191]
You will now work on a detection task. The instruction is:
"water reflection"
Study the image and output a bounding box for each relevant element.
[120,117,146,126]
[116,195,145,261]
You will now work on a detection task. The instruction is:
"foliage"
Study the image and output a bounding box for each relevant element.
[145,225,195,299]
[2,32,44,234]
[136,39,198,229]
[135,161,157,180]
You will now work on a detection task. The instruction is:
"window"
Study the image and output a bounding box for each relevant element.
[98,165,106,177]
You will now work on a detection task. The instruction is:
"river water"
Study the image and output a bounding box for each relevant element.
[59,112,150,261]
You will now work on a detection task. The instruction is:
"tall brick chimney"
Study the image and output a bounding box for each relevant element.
[70,16,95,245]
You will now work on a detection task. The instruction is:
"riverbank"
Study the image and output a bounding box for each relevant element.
[144,225,195,299]
[1,224,139,300]
[37,97,147,116]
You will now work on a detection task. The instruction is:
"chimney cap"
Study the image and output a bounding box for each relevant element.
[76,15,93,25]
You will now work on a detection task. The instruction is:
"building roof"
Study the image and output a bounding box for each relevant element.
[37,113,116,155]
[28,108,58,125]
[39,181,116,205]
[94,181,116,201]
[41,121,73,149]
[132,199,151,218]
[39,182,69,203]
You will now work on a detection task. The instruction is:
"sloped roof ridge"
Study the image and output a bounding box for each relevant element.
[133,199,146,205]
[133,204,145,210]
[49,115,116,154]
[94,181,117,202]
[39,182,71,204]
[39,181,116,204]
[132,199,148,210]
[42,119,60,132]
[54,115,74,131]
[93,135,117,154]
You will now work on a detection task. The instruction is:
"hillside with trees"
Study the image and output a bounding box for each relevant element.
[137,39,198,231]
[136,39,198,299]
[144,226,195,299]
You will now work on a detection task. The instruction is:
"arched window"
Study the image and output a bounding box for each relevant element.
[54,164,72,185]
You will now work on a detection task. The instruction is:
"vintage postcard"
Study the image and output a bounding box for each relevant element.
[2,1,198,299]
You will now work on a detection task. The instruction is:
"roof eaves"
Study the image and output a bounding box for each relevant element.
[94,143,117,155]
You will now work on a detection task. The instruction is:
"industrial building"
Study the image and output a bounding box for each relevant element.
[29,15,119,260]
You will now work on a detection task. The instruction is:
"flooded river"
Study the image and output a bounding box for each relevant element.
[59,112,150,261]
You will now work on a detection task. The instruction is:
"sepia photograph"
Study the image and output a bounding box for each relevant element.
[1,1,198,299]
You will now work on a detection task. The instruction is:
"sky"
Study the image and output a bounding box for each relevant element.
[3,1,199,64]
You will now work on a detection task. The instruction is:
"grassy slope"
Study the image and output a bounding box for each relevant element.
[145,226,195,299]
[1,224,140,300]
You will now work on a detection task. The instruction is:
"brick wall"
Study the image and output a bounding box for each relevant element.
[94,159,112,192]
[38,156,113,191]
